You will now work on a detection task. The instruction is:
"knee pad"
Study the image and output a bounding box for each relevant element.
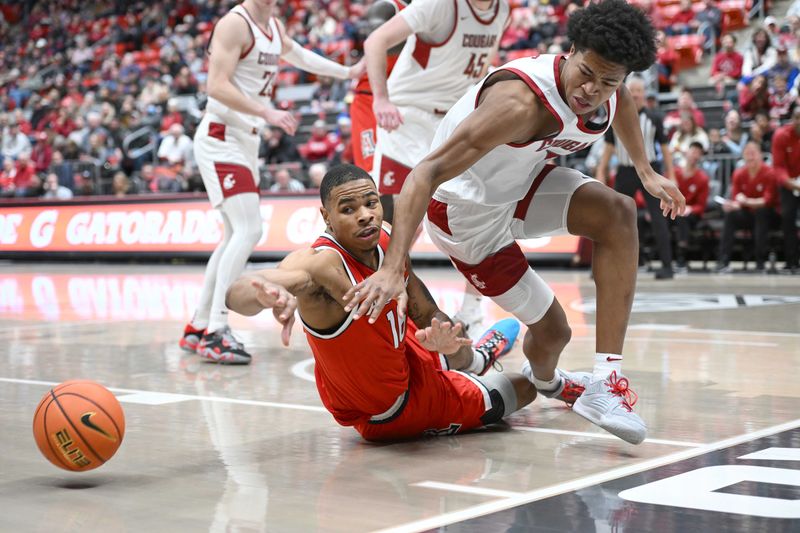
[491,269,555,325]
[475,372,519,425]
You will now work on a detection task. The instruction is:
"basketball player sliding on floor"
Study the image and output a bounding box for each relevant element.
[364,0,510,336]
[226,165,591,440]
[342,0,686,445]
[179,0,365,364]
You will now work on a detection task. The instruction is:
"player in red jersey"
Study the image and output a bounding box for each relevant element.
[226,164,590,440]
[351,0,407,184]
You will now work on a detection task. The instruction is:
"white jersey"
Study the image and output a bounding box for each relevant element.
[206,4,282,131]
[387,0,509,113]
[433,54,618,206]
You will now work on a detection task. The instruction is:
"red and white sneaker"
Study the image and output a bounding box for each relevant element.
[197,326,252,365]
[573,371,647,445]
[179,323,205,353]
[521,362,592,406]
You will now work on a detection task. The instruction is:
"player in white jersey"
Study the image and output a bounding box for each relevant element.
[364,0,509,336]
[343,1,686,445]
[180,0,364,364]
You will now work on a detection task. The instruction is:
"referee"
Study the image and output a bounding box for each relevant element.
[597,77,676,279]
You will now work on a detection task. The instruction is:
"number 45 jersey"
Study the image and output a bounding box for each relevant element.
[387,0,510,114]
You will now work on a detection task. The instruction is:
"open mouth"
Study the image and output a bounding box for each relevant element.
[357,226,379,239]
[573,95,591,111]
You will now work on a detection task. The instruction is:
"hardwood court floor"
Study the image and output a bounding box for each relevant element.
[0,263,798,532]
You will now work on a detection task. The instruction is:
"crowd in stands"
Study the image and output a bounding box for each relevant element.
[0,0,797,271]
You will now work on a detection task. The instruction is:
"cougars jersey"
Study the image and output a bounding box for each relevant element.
[433,54,618,206]
[206,4,282,131]
[387,0,510,113]
[302,228,419,426]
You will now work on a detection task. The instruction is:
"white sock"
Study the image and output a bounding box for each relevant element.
[593,353,623,381]
[190,316,209,331]
[531,373,562,393]
[466,350,486,374]
[521,361,563,392]
[459,293,483,316]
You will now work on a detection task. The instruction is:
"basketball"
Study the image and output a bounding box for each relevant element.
[32,380,125,472]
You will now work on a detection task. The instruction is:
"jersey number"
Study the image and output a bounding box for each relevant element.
[386,310,407,349]
[463,53,487,79]
[259,71,276,97]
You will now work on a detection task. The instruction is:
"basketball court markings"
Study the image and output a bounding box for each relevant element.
[374,417,800,533]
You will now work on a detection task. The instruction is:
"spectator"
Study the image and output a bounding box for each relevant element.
[269,168,305,193]
[771,107,800,273]
[716,142,780,273]
[30,131,52,173]
[669,0,699,35]
[0,158,15,197]
[669,113,709,165]
[42,172,73,199]
[711,34,744,85]
[138,164,157,192]
[755,112,775,149]
[333,116,353,164]
[743,28,777,76]
[664,89,706,136]
[259,127,301,165]
[769,74,796,121]
[739,75,772,119]
[672,142,710,271]
[13,109,31,135]
[307,162,328,190]
[749,122,771,153]
[172,66,198,95]
[157,124,193,168]
[707,128,732,155]
[11,153,37,196]
[655,30,679,93]
[112,171,131,198]
[1,120,31,160]
[755,43,800,88]
[696,0,723,47]
[300,119,337,163]
[721,110,749,156]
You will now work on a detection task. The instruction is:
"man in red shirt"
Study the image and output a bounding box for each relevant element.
[300,119,339,164]
[710,34,744,85]
[771,107,800,273]
[673,142,710,270]
[716,142,780,272]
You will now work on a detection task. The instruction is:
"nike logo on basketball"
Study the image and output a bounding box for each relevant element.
[223,173,236,190]
[80,412,117,442]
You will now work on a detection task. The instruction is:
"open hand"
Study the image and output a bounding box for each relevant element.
[342,268,406,323]
[641,170,685,220]
[251,280,297,346]
[414,317,472,355]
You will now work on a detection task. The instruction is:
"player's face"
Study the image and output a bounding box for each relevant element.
[324,179,383,253]
[563,49,627,115]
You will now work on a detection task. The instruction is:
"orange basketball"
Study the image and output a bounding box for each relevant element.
[32,380,125,472]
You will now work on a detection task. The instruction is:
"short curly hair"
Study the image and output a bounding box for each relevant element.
[567,0,657,73]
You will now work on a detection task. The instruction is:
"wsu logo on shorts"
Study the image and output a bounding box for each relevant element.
[470,274,486,290]
[382,170,395,188]
[222,174,236,190]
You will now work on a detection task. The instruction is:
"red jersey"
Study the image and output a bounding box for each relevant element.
[771,124,800,185]
[711,50,744,80]
[675,166,709,216]
[303,228,422,426]
[731,164,778,210]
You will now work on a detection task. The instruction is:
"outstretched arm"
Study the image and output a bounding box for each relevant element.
[612,85,685,219]
[276,19,364,80]
[343,78,544,323]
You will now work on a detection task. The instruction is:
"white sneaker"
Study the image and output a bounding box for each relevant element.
[521,362,592,406]
[453,307,485,341]
[573,371,647,445]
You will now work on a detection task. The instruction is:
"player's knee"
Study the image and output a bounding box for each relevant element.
[478,372,531,424]
[599,192,637,242]
[242,224,263,246]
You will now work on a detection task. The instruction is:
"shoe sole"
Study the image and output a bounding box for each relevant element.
[573,396,647,445]
[178,339,199,353]
[197,347,251,365]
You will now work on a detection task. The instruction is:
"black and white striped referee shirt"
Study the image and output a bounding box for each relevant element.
[604,107,666,166]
